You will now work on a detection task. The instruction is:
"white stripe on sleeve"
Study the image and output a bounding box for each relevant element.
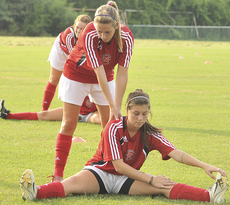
[108,121,123,160]
[66,32,74,54]
[85,30,100,68]
[121,31,133,68]
[151,132,176,149]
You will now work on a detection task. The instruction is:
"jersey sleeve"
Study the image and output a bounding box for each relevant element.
[149,132,176,160]
[66,33,75,55]
[59,27,76,55]
[118,29,134,68]
[101,120,123,162]
[83,30,103,69]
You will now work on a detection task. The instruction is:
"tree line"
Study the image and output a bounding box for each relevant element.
[1,0,230,36]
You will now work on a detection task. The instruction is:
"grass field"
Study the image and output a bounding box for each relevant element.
[0,36,229,205]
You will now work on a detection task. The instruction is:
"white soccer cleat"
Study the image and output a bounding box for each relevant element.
[210,172,229,204]
[20,169,37,201]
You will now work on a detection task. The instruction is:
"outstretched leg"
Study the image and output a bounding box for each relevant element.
[20,169,99,200]
[129,173,229,203]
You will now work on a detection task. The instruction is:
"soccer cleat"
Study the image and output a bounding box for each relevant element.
[20,169,37,201]
[0,99,10,119]
[210,172,229,204]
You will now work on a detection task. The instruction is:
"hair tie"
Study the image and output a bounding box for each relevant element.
[95,14,117,21]
[108,2,112,6]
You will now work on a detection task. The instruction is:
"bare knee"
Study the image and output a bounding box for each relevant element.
[37,111,49,120]
[62,170,99,195]
[60,119,77,135]
[49,75,60,86]
[49,68,62,86]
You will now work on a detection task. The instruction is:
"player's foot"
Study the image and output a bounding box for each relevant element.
[0,99,10,119]
[210,172,229,204]
[20,169,37,201]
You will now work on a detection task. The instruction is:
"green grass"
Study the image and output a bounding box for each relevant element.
[0,37,229,205]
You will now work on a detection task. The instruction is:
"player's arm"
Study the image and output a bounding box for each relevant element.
[114,65,128,118]
[62,28,74,55]
[94,65,118,120]
[168,149,227,179]
[112,159,175,189]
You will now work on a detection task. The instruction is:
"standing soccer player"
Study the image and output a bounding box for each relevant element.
[42,15,91,111]
[53,1,134,182]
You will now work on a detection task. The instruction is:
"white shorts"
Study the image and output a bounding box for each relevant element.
[83,166,134,194]
[47,34,68,71]
[58,74,115,106]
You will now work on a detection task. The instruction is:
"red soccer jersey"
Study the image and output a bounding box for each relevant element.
[63,22,134,83]
[59,26,77,55]
[79,96,97,115]
[85,117,176,175]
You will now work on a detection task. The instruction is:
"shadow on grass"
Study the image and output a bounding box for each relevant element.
[165,127,230,137]
[66,194,208,204]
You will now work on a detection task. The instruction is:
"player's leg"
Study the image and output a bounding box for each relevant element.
[43,35,67,111]
[20,169,99,201]
[49,67,63,86]
[128,178,171,197]
[53,102,81,181]
[54,77,89,181]
[95,105,109,128]
[129,180,211,202]
[42,67,62,111]
[60,102,80,135]
[62,170,100,195]
[90,80,115,128]
[37,107,63,121]
[87,111,101,124]
[6,112,38,120]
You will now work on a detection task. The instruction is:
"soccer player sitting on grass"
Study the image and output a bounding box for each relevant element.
[20,89,229,203]
[0,96,100,124]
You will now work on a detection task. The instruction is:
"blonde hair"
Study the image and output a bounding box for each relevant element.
[94,1,123,52]
[126,89,163,149]
[73,14,91,36]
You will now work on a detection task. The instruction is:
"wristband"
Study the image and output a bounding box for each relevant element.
[149,176,153,185]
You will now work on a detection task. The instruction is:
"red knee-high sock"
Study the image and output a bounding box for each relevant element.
[169,183,210,202]
[36,181,65,199]
[6,112,38,120]
[54,133,72,177]
[42,82,57,111]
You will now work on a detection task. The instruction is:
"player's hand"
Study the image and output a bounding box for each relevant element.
[109,107,119,120]
[203,165,227,179]
[117,111,122,119]
[151,175,176,189]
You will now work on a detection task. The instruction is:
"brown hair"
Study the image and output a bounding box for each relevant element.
[126,89,163,149]
[94,1,123,52]
[73,14,91,36]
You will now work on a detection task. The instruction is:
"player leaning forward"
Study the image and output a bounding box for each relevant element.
[52,1,134,182]
[20,89,228,203]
